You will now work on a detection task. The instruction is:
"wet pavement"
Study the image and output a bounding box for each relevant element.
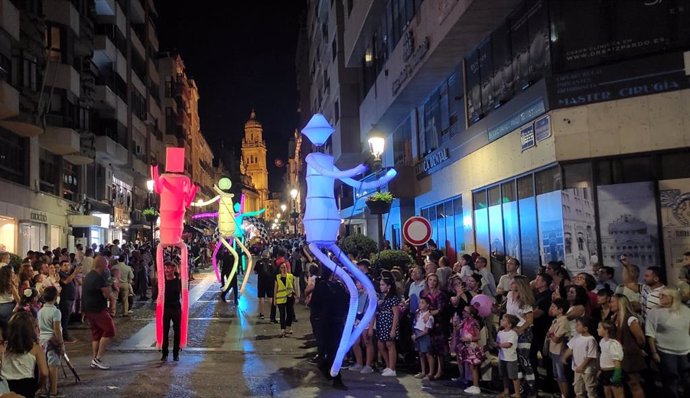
[57,268,501,397]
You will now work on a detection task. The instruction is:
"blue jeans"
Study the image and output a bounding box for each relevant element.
[659,351,690,398]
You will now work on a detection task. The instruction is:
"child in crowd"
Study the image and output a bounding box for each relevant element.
[548,298,571,398]
[496,314,520,398]
[412,296,434,379]
[562,316,598,398]
[456,305,484,395]
[14,287,40,317]
[37,286,64,398]
[597,320,624,398]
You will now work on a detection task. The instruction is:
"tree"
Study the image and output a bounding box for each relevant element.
[341,234,377,259]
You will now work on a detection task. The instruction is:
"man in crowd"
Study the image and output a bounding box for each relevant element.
[641,266,665,321]
[112,255,134,316]
[474,256,497,297]
[82,255,116,370]
[496,257,520,296]
[595,266,618,293]
[58,259,80,343]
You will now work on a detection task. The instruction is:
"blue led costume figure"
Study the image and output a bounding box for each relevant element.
[301,114,397,377]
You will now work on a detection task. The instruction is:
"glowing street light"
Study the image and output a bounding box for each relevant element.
[146,179,154,193]
[290,188,298,200]
[280,203,287,212]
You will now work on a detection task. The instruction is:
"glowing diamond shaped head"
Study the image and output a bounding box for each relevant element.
[218,177,232,191]
[301,113,334,147]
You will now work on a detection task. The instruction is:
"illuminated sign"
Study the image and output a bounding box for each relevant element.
[415,147,449,179]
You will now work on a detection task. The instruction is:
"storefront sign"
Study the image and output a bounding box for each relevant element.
[520,125,535,151]
[548,52,689,109]
[488,98,546,142]
[534,114,551,141]
[415,147,449,179]
[30,211,47,223]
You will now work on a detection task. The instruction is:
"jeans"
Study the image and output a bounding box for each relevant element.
[277,296,295,330]
[659,351,690,398]
[162,305,181,355]
[58,298,74,340]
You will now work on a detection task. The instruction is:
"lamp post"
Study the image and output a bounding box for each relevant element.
[146,179,155,244]
[290,188,298,235]
[368,130,386,250]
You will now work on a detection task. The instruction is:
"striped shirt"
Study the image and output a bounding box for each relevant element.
[641,284,664,321]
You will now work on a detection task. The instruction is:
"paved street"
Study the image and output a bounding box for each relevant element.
[57,268,497,398]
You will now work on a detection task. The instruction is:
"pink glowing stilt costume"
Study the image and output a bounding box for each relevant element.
[150,147,198,348]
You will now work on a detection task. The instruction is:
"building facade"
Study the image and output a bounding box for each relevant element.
[0,0,215,255]
[305,0,690,287]
[241,110,270,213]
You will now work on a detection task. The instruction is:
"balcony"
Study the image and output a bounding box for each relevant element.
[0,79,18,120]
[0,0,20,41]
[132,157,148,177]
[94,34,116,65]
[44,0,79,35]
[131,29,145,59]
[95,0,115,16]
[63,132,96,165]
[0,114,43,137]
[95,84,116,110]
[46,62,80,98]
[40,126,80,155]
[95,135,127,165]
[130,0,145,24]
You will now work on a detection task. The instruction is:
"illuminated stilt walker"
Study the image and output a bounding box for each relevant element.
[150,147,198,348]
[192,178,264,295]
[301,114,397,377]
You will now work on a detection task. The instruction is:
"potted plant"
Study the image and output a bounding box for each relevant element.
[341,234,378,259]
[143,208,159,222]
[365,191,393,215]
[372,249,414,274]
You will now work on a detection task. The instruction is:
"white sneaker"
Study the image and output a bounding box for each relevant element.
[463,385,481,395]
[90,358,110,370]
[380,367,390,374]
[381,368,397,377]
[360,365,374,374]
[349,363,363,371]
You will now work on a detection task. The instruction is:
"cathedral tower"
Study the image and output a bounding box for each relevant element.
[241,110,269,210]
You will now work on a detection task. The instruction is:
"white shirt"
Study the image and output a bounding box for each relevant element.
[497,329,518,361]
[641,284,664,320]
[414,310,434,332]
[497,273,516,294]
[506,291,533,327]
[645,306,690,355]
[599,338,624,369]
[567,335,598,374]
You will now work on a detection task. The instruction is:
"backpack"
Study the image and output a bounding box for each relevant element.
[256,259,273,279]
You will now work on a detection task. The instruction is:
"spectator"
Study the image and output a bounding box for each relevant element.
[2,312,49,398]
[412,296,434,380]
[436,256,452,291]
[82,255,115,370]
[455,305,484,395]
[548,298,571,398]
[454,254,475,281]
[640,266,665,321]
[37,287,64,397]
[421,273,448,380]
[645,288,690,398]
[506,275,536,396]
[563,316,598,398]
[530,272,553,388]
[350,279,373,373]
[474,257,496,297]
[0,267,18,324]
[255,251,274,320]
[596,266,618,293]
[405,265,425,315]
[496,257,520,296]
[274,261,295,337]
[610,294,646,398]
[497,314,521,398]
[573,273,598,315]
[597,320,625,398]
[376,276,401,377]
[161,262,182,361]
[112,256,134,316]
[81,249,94,275]
[566,285,589,337]
[58,260,79,343]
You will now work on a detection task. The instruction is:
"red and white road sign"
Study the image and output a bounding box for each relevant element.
[403,216,432,246]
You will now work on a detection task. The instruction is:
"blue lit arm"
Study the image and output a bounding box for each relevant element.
[306,153,367,178]
[340,168,397,190]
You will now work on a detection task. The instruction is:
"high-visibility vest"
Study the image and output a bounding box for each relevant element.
[275,273,294,304]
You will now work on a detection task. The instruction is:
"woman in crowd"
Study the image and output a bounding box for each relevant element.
[645,288,690,398]
[506,275,536,397]
[566,285,589,337]
[454,254,475,282]
[619,258,642,313]
[375,276,400,377]
[610,293,646,398]
[574,273,598,316]
[421,273,449,380]
[1,312,48,398]
[0,267,18,325]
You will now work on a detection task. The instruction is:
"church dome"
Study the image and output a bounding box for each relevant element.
[245,109,262,129]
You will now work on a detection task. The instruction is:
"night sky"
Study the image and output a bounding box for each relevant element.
[155,1,307,192]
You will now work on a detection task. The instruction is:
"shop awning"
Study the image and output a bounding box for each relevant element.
[68,215,102,227]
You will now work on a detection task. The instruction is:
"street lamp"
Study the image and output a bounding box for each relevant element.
[289,188,299,235]
[280,203,287,213]
[368,129,386,250]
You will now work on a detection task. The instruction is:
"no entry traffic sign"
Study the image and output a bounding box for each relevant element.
[403,216,432,246]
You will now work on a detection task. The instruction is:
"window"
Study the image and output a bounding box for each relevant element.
[421,196,463,263]
[165,77,173,97]
[393,117,413,166]
[347,0,353,15]
[0,129,27,185]
[45,24,63,62]
[39,149,59,195]
[535,166,561,195]
[20,53,38,91]
[62,161,79,202]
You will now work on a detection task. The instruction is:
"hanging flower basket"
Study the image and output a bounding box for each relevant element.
[366,192,393,215]
[143,208,158,222]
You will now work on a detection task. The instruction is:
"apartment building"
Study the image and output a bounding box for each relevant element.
[0,0,215,254]
[339,0,690,285]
